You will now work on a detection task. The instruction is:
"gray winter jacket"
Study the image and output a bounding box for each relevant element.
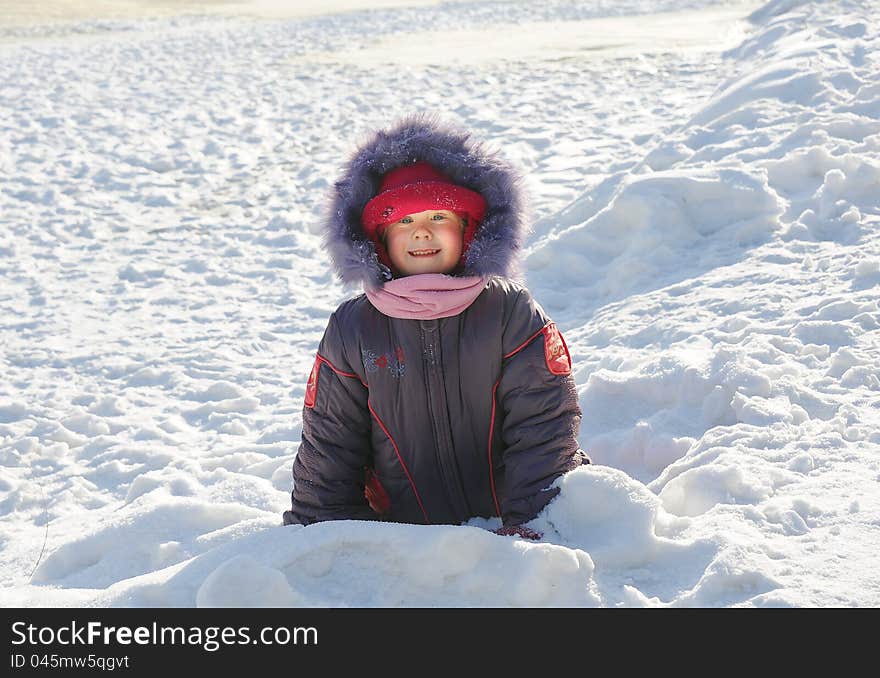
[283,115,589,528]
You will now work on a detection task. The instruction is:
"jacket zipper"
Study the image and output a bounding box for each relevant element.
[419,319,471,519]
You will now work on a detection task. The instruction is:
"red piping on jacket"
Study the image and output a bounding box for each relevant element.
[487,378,502,517]
[315,353,368,387]
[488,322,554,519]
[503,322,551,360]
[309,353,428,522]
[368,400,430,524]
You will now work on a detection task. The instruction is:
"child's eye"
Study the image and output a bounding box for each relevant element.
[400,216,413,224]
[431,213,446,220]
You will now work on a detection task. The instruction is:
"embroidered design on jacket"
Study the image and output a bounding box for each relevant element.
[362,347,406,378]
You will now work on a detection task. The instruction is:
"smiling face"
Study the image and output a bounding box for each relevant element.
[382,209,466,276]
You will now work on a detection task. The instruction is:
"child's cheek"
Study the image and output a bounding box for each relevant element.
[386,236,406,269]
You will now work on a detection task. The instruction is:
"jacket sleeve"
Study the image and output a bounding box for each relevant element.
[283,310,377,526]
[496,288,590,526]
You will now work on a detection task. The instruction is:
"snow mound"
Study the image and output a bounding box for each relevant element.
[30,498,269,588]
[191,522,600,608]
[528,169,784,315]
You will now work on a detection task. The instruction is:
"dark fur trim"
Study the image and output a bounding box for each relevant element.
[323,113,528,290]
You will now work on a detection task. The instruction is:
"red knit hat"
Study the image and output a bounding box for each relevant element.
[361,161,487,271]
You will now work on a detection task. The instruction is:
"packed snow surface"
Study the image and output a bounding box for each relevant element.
[1,0,878,607]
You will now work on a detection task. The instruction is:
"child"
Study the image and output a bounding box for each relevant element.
[283,114,590,538]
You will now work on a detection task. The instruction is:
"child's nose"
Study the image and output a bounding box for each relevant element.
[412,221,433,238]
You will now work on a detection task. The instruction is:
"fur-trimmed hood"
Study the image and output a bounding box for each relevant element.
[323,114,529,291]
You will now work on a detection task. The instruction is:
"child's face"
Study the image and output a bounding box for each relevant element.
[382,210,465,276]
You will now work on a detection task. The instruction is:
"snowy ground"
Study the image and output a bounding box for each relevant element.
[0,0,452,29]
[0,0,878,607]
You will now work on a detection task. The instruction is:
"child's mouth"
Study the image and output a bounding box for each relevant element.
[408,249,441,257]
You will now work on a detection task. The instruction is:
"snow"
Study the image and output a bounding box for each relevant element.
[1,0,878,608]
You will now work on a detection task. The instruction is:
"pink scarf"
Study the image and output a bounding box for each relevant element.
[365,274,490,320]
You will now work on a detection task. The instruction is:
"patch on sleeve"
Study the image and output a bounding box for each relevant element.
[304,355,321,408]
[542,323,572,375]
